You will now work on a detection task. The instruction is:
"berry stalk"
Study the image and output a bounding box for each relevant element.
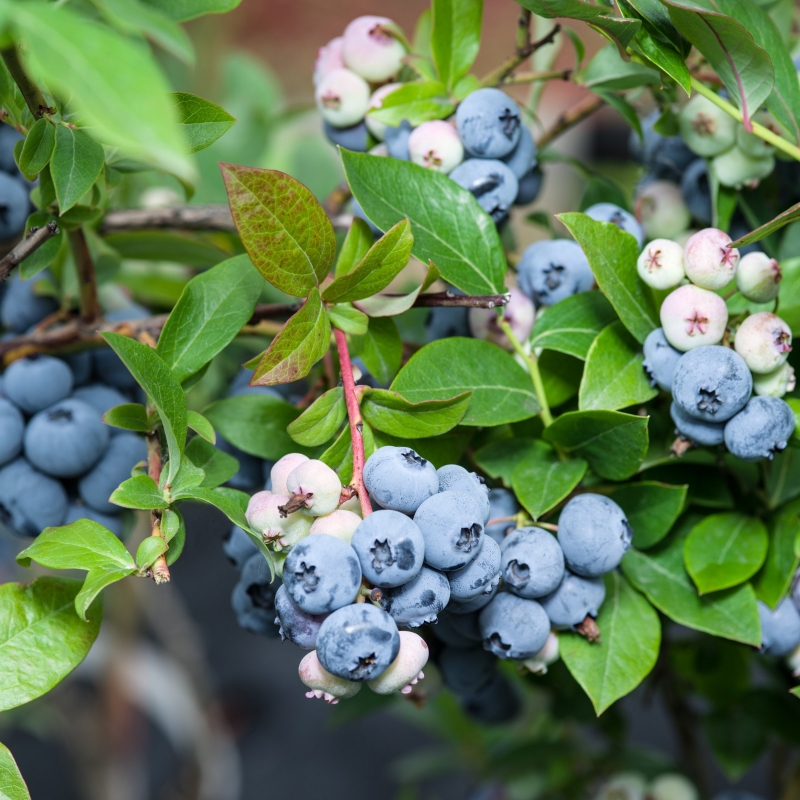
[145,429,171,584]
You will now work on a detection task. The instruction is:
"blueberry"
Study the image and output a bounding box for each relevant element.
[642,328,682,392]
[437,464,490,522]
[678,94,737,157]
[517,239,594,306]
[223,525,258,570]
[502,125,537,179]
[105,304,150,323]
[461,672,521,724]
[217,434,264,492]
[78,433,147,513]
[385,119,412,160]
[0,397,24,466]
[231,553,281,637]
[282,535,362,614]
[584,203,644,248]
[0,272,58,333]
[479,591,550,659]
[432,612,483,648]
[758,598,800,656]
[61,352,93,387]
[671,402,725,447]
[438,646,497,695]
[426,306,470,341]
[314,68,370,127]
[91,348,139,392]
[0,126,23,173]
[484,488,519,544]
[724,396,796,461]
[681,158,712,224]
[408,120,464,174]
[65,502,123,538]
[540,570,606,629]
[274,583,328,649]
[350,509,425,588]
[323,119,370,152]
[414,490,484,571]
[380,565,450,626]
[449,582,498,615]
[448,535,501,601]
[364,446,438,515]
[514,165,543,205]
[341,16,406,84]
[501,526,565,598]
[315,602,401,682]
[557,494,632,577]
[0,458,67,536]
[448,158,518,223]
[0,172,31,239]
[456,88,521,159]
[2,356,74,414]
[71,383,131,419]
[671,346,752,423]
[632,110,695,181]
[24,398,109,478]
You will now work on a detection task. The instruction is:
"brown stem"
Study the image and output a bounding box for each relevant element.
[535,94,605,149]
[334,327,372,517]
[0,220,59,281]
[502,68,572,86]
[480,20,561,87]
[404,291,510,308]
[67,228,101,325]
[0,45,53,120]
[324,181,353,217]
[575,615,601,643]
[671,436,694,457]
[145,431,170,585]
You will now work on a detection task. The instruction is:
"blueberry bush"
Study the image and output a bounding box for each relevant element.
[2,0,800,796]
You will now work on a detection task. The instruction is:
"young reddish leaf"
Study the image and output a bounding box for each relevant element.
[221,164,335,297]
[252,288,331,386]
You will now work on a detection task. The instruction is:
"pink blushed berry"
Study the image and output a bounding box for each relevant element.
[342,16,406,83]
[314,68,370,128]
[408,120,464,174]
[299,650,361,703]
[684,228,739,290]
[660,284,728,351]
[313,37,345,86]
[736,251,782,303]
[734,312,793,374]
[636,238,685,289]
[366,631,429,695]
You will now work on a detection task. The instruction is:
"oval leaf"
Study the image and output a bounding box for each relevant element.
[173,91,235,153]
[361,388,471,438]
[511,449,587,520]
[18,117,55,178]
[0,743,31,800]
[754,498,800,609]
[102,403,150,432]
[431,0,482,90]
[110,475,169,510]
[50,126,105,214]
[287,388,347,447]
[610,481,688,549]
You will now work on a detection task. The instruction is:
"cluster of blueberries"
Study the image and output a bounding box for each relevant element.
[223,444,635,717]
[0,125,33,242]
[594,771,700,800]
[314,16,542,224]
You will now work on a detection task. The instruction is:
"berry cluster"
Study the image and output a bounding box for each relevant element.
[314,17,541,225]
[594,771,699,800]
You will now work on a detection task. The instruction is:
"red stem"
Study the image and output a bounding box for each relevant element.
[334,327,372,517]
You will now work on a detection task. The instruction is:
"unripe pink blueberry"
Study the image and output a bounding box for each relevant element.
[367,631,429,695]
[309,509,362,543]
[314,68,370,128]
[635,180,692,240]
[286,459,343,516]
[753,363,796,398]
[736,251,782,303]
[712,146,774,189]
[245,491,312,548]
[270,453,309,495]
[683,228,739,290]
[299,650,361,704]
[313,37,345,86]
[468,287,534,350]
[734,311,793,374]
[523,631,560,675]
[636,238,685,290]
[407,120,464,174]
[660,284,729,351]
[678,94,737,157]
[342,16,406,83]
[337,493,363,516]
[365,82,401,141]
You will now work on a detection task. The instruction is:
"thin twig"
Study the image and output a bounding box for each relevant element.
[0,221,59,281]
[502,69,572,86]
[0,45,53,119]
[402,291,510,308]
[145,432,171,585]
[535,94,605,149]
[480,20,561,87]
[67,228,101,325]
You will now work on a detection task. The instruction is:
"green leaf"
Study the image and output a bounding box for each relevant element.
[354,260,441,317]
[140,0,242,21]
[341,151,506,296]
[19,212,63,280]
[162,507,186,565]
[558,213,658,343]
[169,454,206,496]
[12,3,193,183]
[0,577,101,711]
[473,438,543,485]
[540,350,586,409]
[156,255,262,383]
[361,389,471,438]
[18,118,54,179]
[102,333,187,484]
[221,164,335,297]
[328,303,369,336]
[351,317,403,384]
[392,338,539,426]
[187,410,215,443]
[324,219,413,303]
[287,388,347,447]
[511,449,587,520]
[0,743,30,800]
[684,513,769,594]
[730,202,800,249]
[321,422,376,485]
[50,126,104,214]
[102,403,150,432]
[135,536,168,571]
[579,321,657,411]
[622,518,761,645]
[705,704,768,781]
[581,44,660,90]
[754,498,800,609]
[529,291,617,359]
[173,91,235,152]
[609,481,688,549]
[16,520,137,620]
[560,572,660,715]
[367,81,455,127]
[631,31,691,94]
[203,394,305,461]
[104,231,229,266]
[335,218,373,278]
[174,486,247,528]
[184,436,238,488]
[430,0,482,90]
[251,288,331,385]
[110,475,168,510]
[544,410,649,481]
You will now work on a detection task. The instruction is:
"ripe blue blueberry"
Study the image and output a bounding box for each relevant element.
[632,109,695,182]
[540,570,606,629]
[557,494,632,577]
[223,525,258,570]
[425,306,470,341]
[643,328,682,392]
[514,165,543,206]
[0,272,58,333]
[456,88,521,159]
[282,534,362,614]
[231,553,281,637]
[437,464,490,522]
[71,383,131,420]
[449,582,498,615]
[3,355,73,414]
[62,351,93,387]
[217,434,264,492]
[461,672,521,724]
[414,490,484,571]
[501,125,537,179]
[584,203,644,248]
[517,239,594,306]
[500,526,565,598]
[24,398,109,478]
[438,646,497,696]
[274,584,328,649]
[479,592,550,659]
[64,502,123,538]
[0,172,31,239]
[672,346,752,423]
[681,158,712,224]
[0,397,24,466]
[448,535,501,601]
[448,158,518,223]
[724,396,796,461]
[671,402,725,447]
[385,119,412,160]
[380,565,450,626]
[758,598,800,656]
[323,119,370,152]
[0,126,23,172]
[79,433,147,513]
[485,488,519,545]
[0,457,68,536]
[350,509,425,588]
[433,611,483,647]
[364,446,438,515]
[316,602,401,681]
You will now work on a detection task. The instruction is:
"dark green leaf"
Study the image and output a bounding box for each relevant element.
[511,449,587,520]
[50,126,104,214]
[287,388,347,447]
[173,91,235,153]
[367,81,455,126]
[163,507,186,565]
[18,118,54,178]
[174,486,247,528]
[328,303,369,336]
[135,536,168,571]
[185,436,239,488]
[581,44,661,90]
[104,231,229,266]
[362,389,471,438]
[140,0,242,21]
[754,498,800,608]
[609,481,687,549]
[355,260,441,317]
[20,212,63,280]
[168,455,206,496]
[0,743,30,800]
[731,202,800,248]
[473,438,543,485]
[351,317,403,384]
[705,705,768,781]
[102,403,150,432]
[321,423,376,485]
[430,0,482,90]
[187,410,215,443]
[110,475,169,510]
[335,218,373,278]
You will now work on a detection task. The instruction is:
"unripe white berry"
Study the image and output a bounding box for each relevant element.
[635,180,692,240]
[270,453,309,495]
[286,459,343,516]
[245,491,312,548]
[684,227,739,290]
[659,284,729,351]
[314,68,370,128]
[407,120,464,174]
[365,82,402,141]
[734,311,793,374]
[712,146,774,189]
[636,239,685,289]
[299,650,361,704]
[309,509,362,543]
[736,251,782,303]
[649,773,698,800]
[468,286,534,350]
[367,631,429,695]
[753,363,796,398]
[736,110,777,159]
[523,631,560,675]
[678,94,737,157]
[342,16,406,83]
